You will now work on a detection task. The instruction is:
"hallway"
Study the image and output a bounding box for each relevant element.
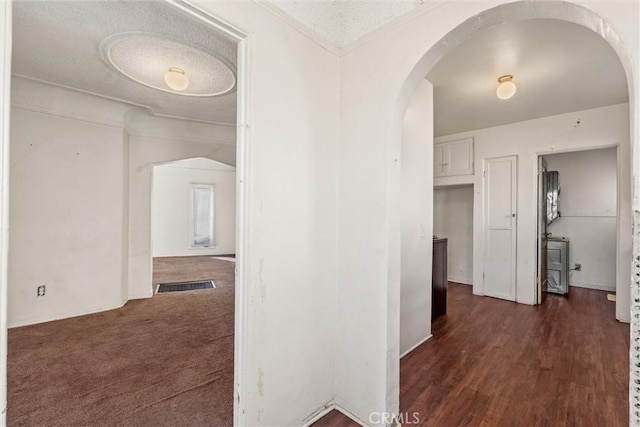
[319,283,629,426]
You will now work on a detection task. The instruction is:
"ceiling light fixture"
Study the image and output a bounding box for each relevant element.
[496,74,516,100]
[164,67,189,91]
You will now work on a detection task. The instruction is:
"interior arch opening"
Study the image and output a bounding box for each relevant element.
[397,2,634,425]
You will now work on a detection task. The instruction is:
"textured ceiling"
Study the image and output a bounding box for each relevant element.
[12,1,237,125]
[102,34,236,97]
[270,0,420,48]
[427,19,628,137]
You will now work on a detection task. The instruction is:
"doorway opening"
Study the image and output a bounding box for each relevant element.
[149,158,238,409]
[536,147,624,312]
[397,2,633,425]
[432,184,474,295]
[151,157,237,293]
[4,1,248,425]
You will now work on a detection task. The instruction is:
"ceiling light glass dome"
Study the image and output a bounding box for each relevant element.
[100,33,236,97]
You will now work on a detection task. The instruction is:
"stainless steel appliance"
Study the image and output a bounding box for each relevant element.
[547,237,569,294]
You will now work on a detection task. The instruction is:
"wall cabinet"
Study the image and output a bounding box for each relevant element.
[434,138,474,177]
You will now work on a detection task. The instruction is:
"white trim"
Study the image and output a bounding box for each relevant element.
[301,400,336,427]
[339,1,449,55]
[225,14,251,427]
[12,74,237,128]
[0,1,10,421]
[434,174,474,188]
[448,278,472,286]
[11,102,124,129]
[126,132,235,147]
[8,299,128,329]
[251,1,340,56]
[301,401,366,427]
[151,2,251,425]
[128,289,154,300]
[569,283,616,292]
[253,0,450,57]
[400,334,433,359]
[169,0,246,42]
[233,36,250,427]
[334,403,367,426]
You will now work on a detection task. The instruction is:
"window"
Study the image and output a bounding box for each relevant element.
[191,184,214,247]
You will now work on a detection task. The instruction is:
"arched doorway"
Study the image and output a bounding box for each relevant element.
[389,0,636,423]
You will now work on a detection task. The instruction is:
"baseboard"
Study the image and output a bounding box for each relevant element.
[9,298,127,328]
[302,400,336,427]
[617,314,630,323]
[334,404,366,426]
[302,398,367,426]
[570,283,615,292]
[128,289,153,300]
[448,277,472,285]
[401,334,433,359]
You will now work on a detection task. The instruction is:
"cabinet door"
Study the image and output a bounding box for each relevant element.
[434,144,446,177]
[446,138,473,176]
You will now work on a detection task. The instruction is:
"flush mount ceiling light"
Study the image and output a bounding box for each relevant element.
[496,75,517,100]
[164,67,189,91]
[100,33,236,97]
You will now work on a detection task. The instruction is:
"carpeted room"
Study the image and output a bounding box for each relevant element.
[8,257,236,425]
[6,1,239,424]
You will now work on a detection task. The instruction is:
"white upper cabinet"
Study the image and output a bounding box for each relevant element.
[434,137,474,177]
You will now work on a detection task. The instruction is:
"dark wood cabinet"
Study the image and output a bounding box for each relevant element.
[432,238,448,320]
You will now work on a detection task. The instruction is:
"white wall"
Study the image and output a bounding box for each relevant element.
[126,111,236,299]
[400,79,433,357]
[545,148,617,291]
[152,158,236,257]
[432,104,630,313]
[8,78,129,327]
[433,186,473,285]
[6,78,237,326]
[188,3,341,425]
[337,1,638,423]
[2,1,638,426]
[8,1,343,421]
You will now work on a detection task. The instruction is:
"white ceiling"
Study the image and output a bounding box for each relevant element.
[427,19,628,137]
[270,0,420,49]
[13,4,628,135]
[12,1,238,125]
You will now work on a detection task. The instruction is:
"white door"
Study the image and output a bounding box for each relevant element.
[483,156,517,301]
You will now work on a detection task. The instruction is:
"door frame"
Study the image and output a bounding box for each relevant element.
[534,145,624,312]
[163,3,251,425]
[0,1,11,421]
[536,156,548,304]
[0,0,253,424]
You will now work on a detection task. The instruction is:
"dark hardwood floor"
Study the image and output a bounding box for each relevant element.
[315,283,629,426]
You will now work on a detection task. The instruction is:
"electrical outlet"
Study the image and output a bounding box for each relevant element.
[574,263,582,271]
[37,285,46,297]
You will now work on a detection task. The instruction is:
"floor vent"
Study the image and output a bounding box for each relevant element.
[156,280,215,293]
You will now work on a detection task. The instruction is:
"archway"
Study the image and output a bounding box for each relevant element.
[390,0,636,423]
